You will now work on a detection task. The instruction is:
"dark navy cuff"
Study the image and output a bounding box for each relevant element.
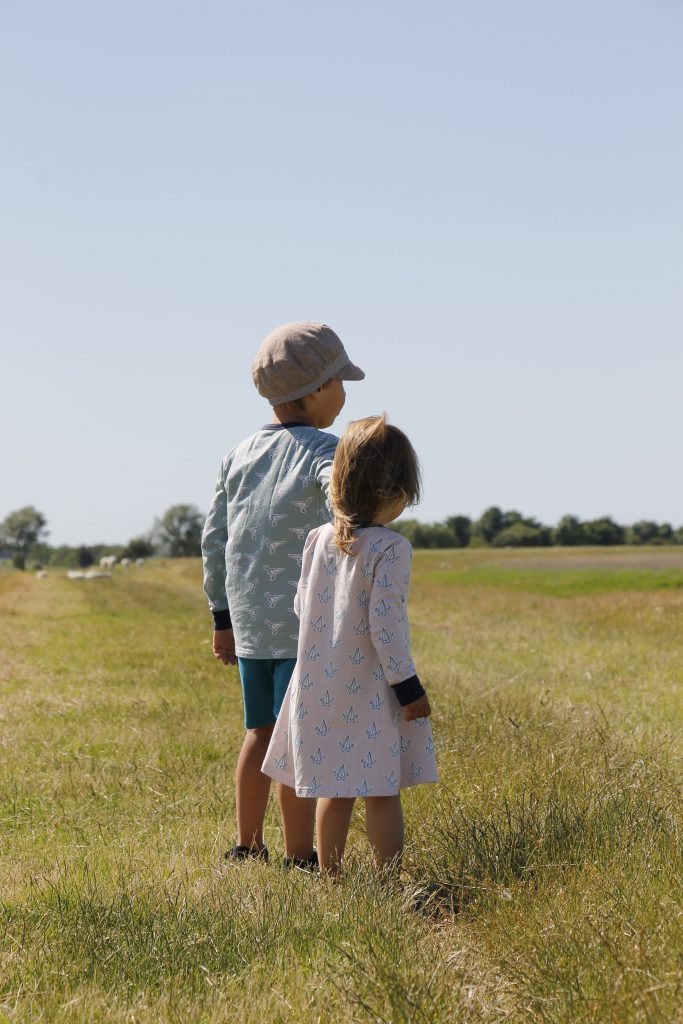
[392,674,426,707]
[212,608,232,630]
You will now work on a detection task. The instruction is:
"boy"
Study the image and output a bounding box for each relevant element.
[202,321,364,866]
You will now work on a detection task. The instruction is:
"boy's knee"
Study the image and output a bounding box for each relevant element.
[247,724,274,744]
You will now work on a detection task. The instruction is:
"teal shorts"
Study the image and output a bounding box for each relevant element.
[237,657,297,729]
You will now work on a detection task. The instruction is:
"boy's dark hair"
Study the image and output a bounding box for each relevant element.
[330,414,421,555]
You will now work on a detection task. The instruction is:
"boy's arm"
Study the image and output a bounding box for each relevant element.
[202,458,232,633]
[312,436,339,515]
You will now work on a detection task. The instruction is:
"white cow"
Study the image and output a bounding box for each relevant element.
[99,555,117,569]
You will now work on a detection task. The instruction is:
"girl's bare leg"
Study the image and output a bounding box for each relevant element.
[316,797,355,875]
[365,795,404,872]
[235,726,273,849]
[277,783,316,861]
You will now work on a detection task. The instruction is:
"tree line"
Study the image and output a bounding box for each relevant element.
[0,505,204,569]
[2,504,683,570]
[391,508,683,548]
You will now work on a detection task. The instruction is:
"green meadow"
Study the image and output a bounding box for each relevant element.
[1,548,682,1023]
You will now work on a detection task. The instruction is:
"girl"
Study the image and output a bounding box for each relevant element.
[263,415,437,875]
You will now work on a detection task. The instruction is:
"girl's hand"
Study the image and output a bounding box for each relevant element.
[403,693,432,721]
[213,628,237,666]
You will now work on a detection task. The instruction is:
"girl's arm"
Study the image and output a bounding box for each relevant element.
[368,536,431,717]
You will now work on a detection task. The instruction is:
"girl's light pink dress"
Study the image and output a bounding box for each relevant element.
[263,523,438,798]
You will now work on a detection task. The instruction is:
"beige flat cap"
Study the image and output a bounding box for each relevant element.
[252,322,365,406]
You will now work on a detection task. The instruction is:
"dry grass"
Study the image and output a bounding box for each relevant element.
[0,552,681,1022]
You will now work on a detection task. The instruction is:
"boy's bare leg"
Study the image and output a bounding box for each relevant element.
[365,795,404,872]
[316,797,355,875]
[235,726,274,849]
[277,784,316,861]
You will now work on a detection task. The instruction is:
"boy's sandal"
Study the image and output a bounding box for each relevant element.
[282,850,319,873]
[226,844,269,863]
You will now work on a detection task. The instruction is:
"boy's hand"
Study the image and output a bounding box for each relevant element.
[213,629,237,666]
[403,693,432,721]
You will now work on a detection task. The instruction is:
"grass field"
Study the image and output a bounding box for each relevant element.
[1,548,682,1023]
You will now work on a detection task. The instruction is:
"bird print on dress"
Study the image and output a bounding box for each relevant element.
[261,526,437,798]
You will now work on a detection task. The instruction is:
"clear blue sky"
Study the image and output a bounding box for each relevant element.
[1,0,681,545]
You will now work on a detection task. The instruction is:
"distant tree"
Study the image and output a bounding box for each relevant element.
[673,526,683,545]
[390,519,420,544]
[154,505,203,557]
[76,546,95,568]
[491,522,552,548]
[390,520,455,548]
[582,517,625,546]
[627,520,660,545]
[553,515,585,546]
[413,524,457,548]
[445,515,471,548]
[471,506,504,544]
[657,523,673,543]
[502,510,524,529]
[31,542,54,566]
[0,506,49,570]
[122,536,155,560]
[50,545,79,567]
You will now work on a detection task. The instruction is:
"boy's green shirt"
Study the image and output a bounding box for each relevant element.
[201,423,338,659]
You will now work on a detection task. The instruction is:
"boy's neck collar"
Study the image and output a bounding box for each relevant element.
[261,421,313,430]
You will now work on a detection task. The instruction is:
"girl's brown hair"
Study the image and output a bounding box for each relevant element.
[330,414,421,555]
